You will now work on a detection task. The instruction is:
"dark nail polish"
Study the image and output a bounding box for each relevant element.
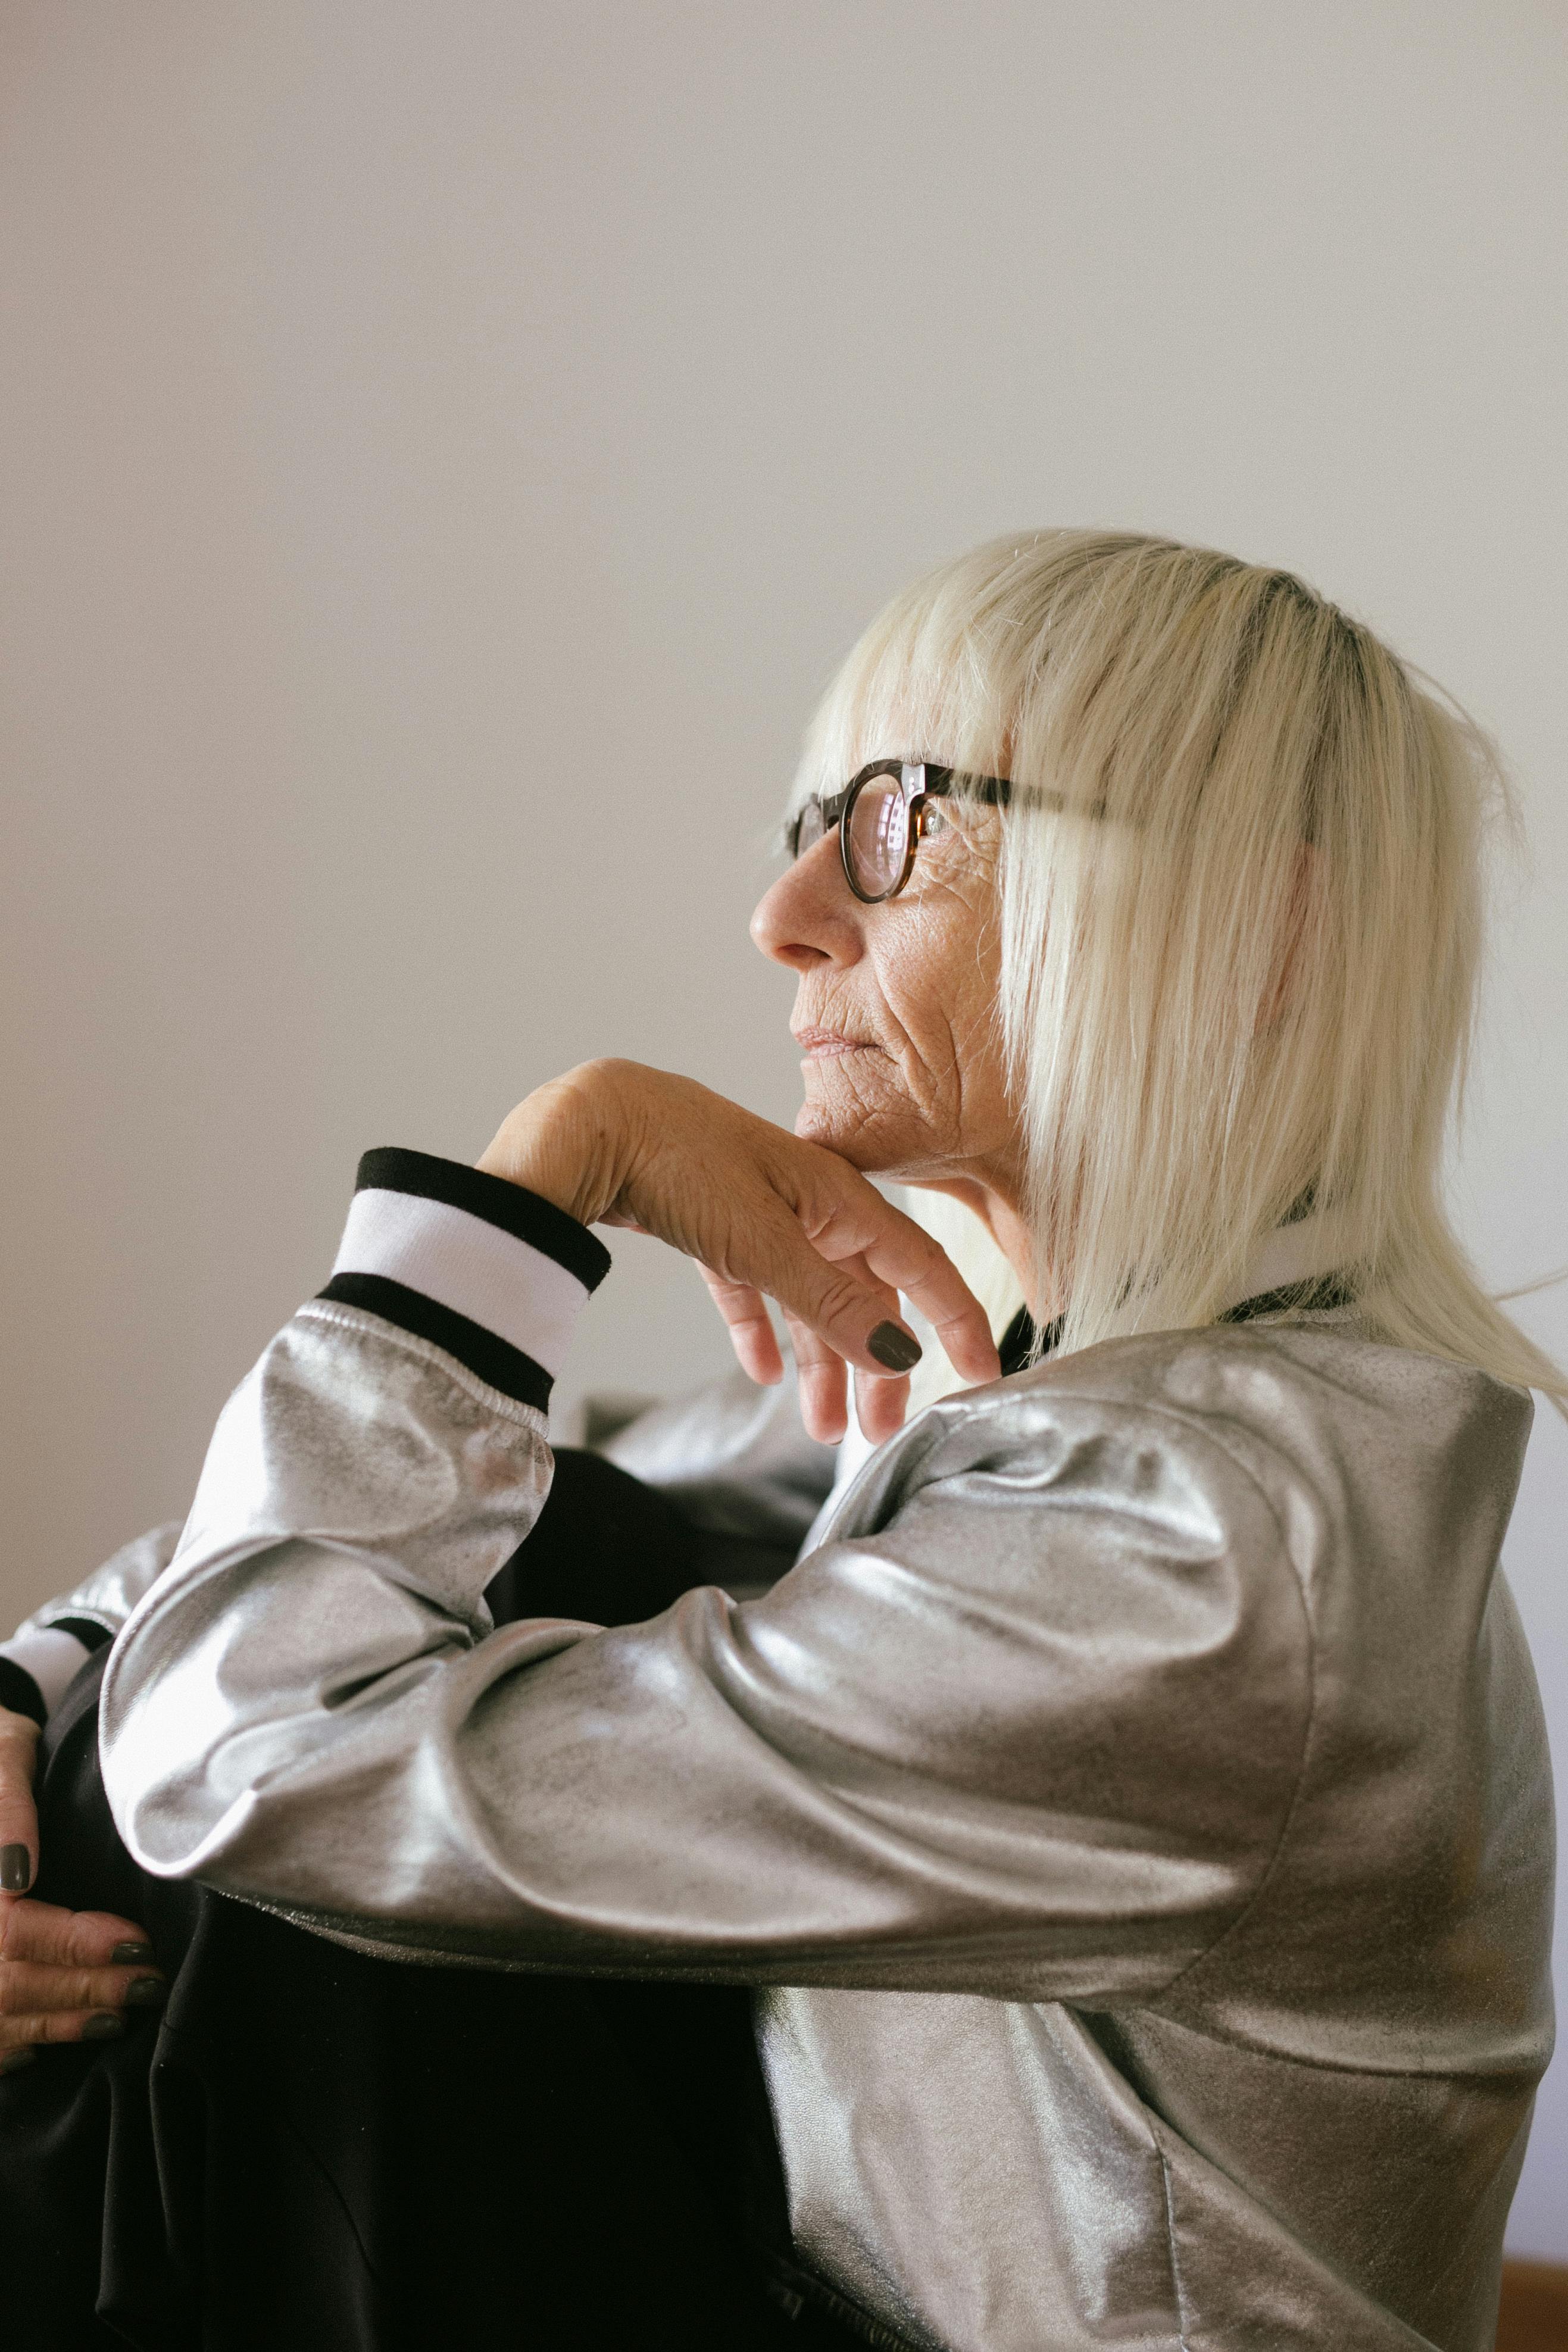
[867,1322,922,1373]
[80,2013,124,2041]
[124,1976,166,2007]
[0,1844,32,1894]
[110,1942,155,1966]
[0,2047,38,2076]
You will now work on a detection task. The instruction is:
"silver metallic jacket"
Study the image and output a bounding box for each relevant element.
[16,1152,1556,2350]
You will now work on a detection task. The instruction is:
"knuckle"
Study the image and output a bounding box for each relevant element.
[817,1270,872,1326]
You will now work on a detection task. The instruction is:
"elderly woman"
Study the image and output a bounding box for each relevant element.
[0,530,1557,2351]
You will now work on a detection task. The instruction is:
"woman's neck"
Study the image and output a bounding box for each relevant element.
[910,1175,1055,1321]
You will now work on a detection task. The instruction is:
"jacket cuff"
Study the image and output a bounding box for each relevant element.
[316,1148,613,1413]
[0,1626,97,1724]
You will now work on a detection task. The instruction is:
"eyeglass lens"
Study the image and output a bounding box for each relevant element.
[845,770,913,898]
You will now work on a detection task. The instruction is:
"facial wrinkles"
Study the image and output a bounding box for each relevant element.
[806,894,948,1122]
[936,852,1005,1148]
[795,815,1007,1174]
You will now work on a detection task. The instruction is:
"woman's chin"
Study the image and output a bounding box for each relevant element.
[795,1096,873,1164]
[794,1094,924,1176]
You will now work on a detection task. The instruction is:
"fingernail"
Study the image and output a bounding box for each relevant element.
[0,1844,32,1894]
[124,1976,166,2007]
[867,1322,922,1373]
[0,2047,38,2076]
[80,2013,124,2041]
[111,1942,155,1965]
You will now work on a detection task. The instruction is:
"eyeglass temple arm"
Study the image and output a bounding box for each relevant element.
[920,767,1012,807]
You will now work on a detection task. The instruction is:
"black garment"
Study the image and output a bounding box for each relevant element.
[0,1455,891,2352]
[994,1270,1354,1378]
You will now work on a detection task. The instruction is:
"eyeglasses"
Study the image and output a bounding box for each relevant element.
[785,760,1013,904]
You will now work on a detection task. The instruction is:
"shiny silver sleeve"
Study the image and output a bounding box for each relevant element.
[101,1295,1312,2000]
[1,1521,187,1717]
[11,1523,186,1647]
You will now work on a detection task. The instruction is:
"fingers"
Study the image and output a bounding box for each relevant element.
[706,1193,923,1385]
[701,1201,920,1420]
[835,1205,1001,1388]
[698,1269,785,1386]
[698,1182,984,1444]
[0,2007,135,2060]
[708,1273,907,1449]
[0,1709,40,1896]
[1,1956,165,2020]
[732,1144,996,1388]
[852,1362,913,1447]
[781,1313,850,1445]
[1,1897,156,1969]
[0,1897,165,2061]
[783,1291,913,1448]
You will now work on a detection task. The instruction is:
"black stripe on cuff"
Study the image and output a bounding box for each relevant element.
[316,1272,554,1411]
[0,1657,47,1732]
[355,1149,611,1293]
[48,1616,113,1655]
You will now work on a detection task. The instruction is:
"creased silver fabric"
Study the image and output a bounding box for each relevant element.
[15,1520,184,1647]
[97,1302,1553,2351]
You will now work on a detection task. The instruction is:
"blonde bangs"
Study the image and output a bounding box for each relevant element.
[791,538,1076,807]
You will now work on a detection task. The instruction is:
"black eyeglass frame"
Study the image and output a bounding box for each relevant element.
[786,760,1013,904]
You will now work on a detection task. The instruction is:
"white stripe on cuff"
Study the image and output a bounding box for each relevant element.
[0,1625,95,1717]
[330,1188,591,1376]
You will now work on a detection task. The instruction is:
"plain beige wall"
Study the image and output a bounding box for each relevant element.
[2,0,1564,2256]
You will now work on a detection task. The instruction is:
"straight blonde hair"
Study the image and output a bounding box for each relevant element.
[794,529,1566,1413]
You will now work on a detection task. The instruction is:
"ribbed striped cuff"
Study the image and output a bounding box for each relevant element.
[317,1148,612,1411]
[0,1626,99,1725]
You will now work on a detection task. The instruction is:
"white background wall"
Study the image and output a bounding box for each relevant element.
[2,0,1564,2259]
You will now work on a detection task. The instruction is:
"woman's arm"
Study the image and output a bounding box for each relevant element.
[0,1523,183,2038]
[99,1062,1305,1998]
[0,1525,185,1733]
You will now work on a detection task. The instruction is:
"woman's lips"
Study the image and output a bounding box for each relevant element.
[794,1028,877,1059]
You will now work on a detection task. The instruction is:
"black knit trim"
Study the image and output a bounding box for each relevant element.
[1219,1272,1355,1324]
[0,1657,47,1732]
[998,1273,1354,1372]
[354,1149,611,1293]
[315,1273,553,1411]
[1000,1305,1052,1373]
[48,1616,113,1655]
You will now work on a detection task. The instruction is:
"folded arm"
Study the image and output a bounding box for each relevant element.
[101,1144,1311,2000]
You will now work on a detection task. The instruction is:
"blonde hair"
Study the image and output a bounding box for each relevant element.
[795,529,1566,1413]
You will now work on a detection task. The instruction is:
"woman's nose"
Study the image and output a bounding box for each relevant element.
[750,836,863,972]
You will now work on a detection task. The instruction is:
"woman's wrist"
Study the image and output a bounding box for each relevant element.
[476,1060,639,1230]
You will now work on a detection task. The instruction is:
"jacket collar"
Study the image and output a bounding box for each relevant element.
[1001,1210,1354,1375]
